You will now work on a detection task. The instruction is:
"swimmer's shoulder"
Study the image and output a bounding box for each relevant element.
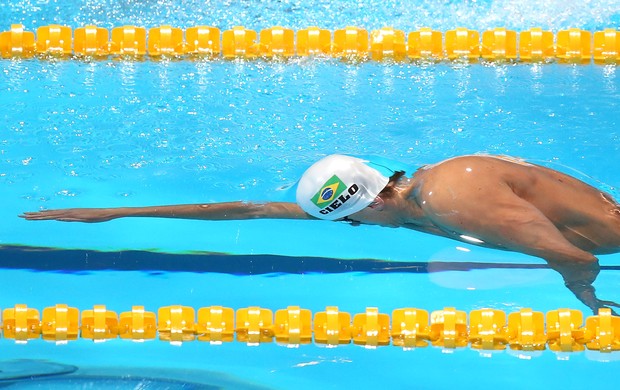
[414,154,540,192]
[423,155,538,174]
[448,154,534,166]
[409,154,537,189]
[415,154,492,173]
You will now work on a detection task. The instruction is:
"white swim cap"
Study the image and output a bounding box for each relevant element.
[296,155,390,220]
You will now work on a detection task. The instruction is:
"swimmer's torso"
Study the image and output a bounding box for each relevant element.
[407,155,620,254]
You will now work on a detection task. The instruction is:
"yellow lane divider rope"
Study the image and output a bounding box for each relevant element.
[1,25,619,63]
[2,304,620,352]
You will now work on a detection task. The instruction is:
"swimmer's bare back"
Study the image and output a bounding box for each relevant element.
[411,155,620,258]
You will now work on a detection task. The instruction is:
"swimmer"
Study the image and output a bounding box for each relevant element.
[20,154,620,314]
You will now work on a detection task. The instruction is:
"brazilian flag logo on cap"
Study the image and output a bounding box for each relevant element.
[311,175,347,208]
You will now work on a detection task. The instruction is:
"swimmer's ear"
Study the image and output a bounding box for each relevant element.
[368,196,385,211]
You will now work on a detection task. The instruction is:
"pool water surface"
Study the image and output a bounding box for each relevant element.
[1,0,620,388]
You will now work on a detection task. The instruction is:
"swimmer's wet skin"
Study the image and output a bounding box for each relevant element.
[20,154,620,314]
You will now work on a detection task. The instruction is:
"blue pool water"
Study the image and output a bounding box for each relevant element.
[2,0,620,388]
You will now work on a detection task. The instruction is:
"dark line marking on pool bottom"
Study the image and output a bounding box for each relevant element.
[1,245,619,275]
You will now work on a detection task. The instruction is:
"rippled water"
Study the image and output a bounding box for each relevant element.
[2,60,619,206]
[1,0,619,31]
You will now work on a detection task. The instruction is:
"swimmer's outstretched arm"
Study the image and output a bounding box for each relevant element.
[19,202,313,223]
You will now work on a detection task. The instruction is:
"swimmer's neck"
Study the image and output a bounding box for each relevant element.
[345,172,429,228]
[384,173,429,226]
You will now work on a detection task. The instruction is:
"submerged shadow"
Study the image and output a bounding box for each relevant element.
[3,245,619,275]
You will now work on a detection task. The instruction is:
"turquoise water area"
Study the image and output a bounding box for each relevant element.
[2,61,619,258]
[1,0,620,389]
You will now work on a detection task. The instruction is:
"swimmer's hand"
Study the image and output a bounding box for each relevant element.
[20,208,119,223]
[564,278,620,316]
[593,299,620,316]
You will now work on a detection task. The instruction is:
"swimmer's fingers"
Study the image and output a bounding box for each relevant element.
[19,209,114,223]
[19,210,85,222]
[598,305,620,317]
[597,299,620,309]
[19,210,69,221]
